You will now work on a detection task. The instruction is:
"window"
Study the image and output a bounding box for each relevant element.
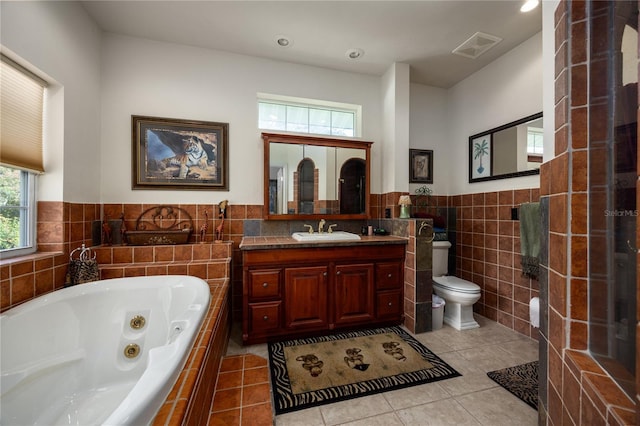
[527,127,543,154]
[0,55,46,258]
[0,166,36,255]
[258,94,360,137]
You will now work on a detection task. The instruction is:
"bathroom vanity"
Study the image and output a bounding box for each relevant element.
[240,236,407,344]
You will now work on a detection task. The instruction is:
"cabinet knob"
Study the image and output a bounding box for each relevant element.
[387,273,392,278]
[262,282,268,288]
[263,315,269,321]
[337,271,341,275]
[388,302,393,306]
[323,272,327,276]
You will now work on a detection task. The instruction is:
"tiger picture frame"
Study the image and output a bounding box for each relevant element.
[132,115,229,190]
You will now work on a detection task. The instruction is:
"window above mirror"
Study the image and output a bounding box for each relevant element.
[257,93,362,138]
[262,132,372,220]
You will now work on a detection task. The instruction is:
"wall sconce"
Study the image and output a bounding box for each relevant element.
[398,195,412,219]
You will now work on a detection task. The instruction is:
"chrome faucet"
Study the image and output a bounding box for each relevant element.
[327,224,337,233]
[303,224,314,234]
[318,219,326,233]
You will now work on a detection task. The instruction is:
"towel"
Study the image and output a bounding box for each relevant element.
[519,202,540,279]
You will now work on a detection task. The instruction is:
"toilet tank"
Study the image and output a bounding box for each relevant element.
[432,241,451,277]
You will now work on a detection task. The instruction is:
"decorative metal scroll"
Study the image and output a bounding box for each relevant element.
[134,205,193,231]
[126,205,194,245]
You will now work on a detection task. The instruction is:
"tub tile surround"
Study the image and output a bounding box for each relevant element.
[2,201,237,425]
[153,278,231,426]
[1,201,100,312]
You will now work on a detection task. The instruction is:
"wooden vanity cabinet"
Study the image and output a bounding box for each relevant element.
[242,243,405,344]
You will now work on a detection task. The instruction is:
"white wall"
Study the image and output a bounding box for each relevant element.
[1,1,102,202]
[446,32,543,195]
[543,0,559,163]
[409,83,448,195]
[2,2,545,206]
[100,34,383,205]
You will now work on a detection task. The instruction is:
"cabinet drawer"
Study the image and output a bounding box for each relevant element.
[249,302,281,333]
[249,269,281,299]
[376,290,403,318]
[376,262,403,290]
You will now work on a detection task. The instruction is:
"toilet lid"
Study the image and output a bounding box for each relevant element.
[433,276,480,293]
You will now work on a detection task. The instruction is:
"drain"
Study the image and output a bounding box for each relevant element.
[124,343,140,358]
[130,315,146,330]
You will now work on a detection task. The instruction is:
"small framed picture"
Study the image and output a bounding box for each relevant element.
[132,115,229,190]
[470,134,492,181]
[409,149,433,183]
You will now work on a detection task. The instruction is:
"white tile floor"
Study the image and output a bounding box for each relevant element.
[226,315,539,426]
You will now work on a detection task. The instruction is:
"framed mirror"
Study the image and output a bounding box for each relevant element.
[469,112,543,183]
[263,132,372,220]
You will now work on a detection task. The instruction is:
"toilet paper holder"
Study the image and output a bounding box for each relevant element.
[529,297,540,328]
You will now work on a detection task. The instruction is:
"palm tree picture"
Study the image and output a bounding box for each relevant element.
[473,138,489,174]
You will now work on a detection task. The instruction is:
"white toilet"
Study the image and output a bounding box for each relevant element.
[432,241,481,330]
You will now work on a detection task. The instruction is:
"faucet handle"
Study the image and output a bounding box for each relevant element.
[303,224,314,234]
[327,224,338,233]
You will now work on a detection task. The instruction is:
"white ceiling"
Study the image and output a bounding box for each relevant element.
[81,0,542,89]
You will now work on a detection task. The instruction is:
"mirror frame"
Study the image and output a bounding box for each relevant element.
[468,112,542,183]
[262,132,373,220]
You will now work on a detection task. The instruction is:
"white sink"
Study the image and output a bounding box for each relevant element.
[292,231,361,242]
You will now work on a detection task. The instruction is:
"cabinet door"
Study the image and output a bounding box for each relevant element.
[334,263,375,325]
[284,266,328,330]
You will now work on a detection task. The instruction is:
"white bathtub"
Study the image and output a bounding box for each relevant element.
[0,275,210,426]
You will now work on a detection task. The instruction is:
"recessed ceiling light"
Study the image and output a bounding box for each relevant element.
[346,48,364,60]
[520,0,539,12]
[275,35,293,48]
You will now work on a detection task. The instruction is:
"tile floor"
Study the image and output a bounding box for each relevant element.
[208,353,274,425]
[215,315,539,426]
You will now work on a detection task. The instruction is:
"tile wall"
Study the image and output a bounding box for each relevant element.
[0,201,98,312]
[2,193,542,341]
[451,189,540,340]
[539,1,638,424]
[0,202,259,315]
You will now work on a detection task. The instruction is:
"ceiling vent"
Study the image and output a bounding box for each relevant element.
[452,32,503,59]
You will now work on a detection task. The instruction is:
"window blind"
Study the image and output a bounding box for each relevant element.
[1,55,46,173]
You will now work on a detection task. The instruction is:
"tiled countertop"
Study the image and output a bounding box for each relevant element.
[239,235,408,250]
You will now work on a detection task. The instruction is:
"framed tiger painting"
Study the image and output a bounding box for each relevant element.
[132,115,229,190]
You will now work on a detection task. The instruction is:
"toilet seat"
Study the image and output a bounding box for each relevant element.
[433,276,480,294]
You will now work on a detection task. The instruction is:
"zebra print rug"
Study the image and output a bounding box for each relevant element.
[268,326,461,414]
[487,361,538,410]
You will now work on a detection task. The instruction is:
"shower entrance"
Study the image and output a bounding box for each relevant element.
[588,0,638,398]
